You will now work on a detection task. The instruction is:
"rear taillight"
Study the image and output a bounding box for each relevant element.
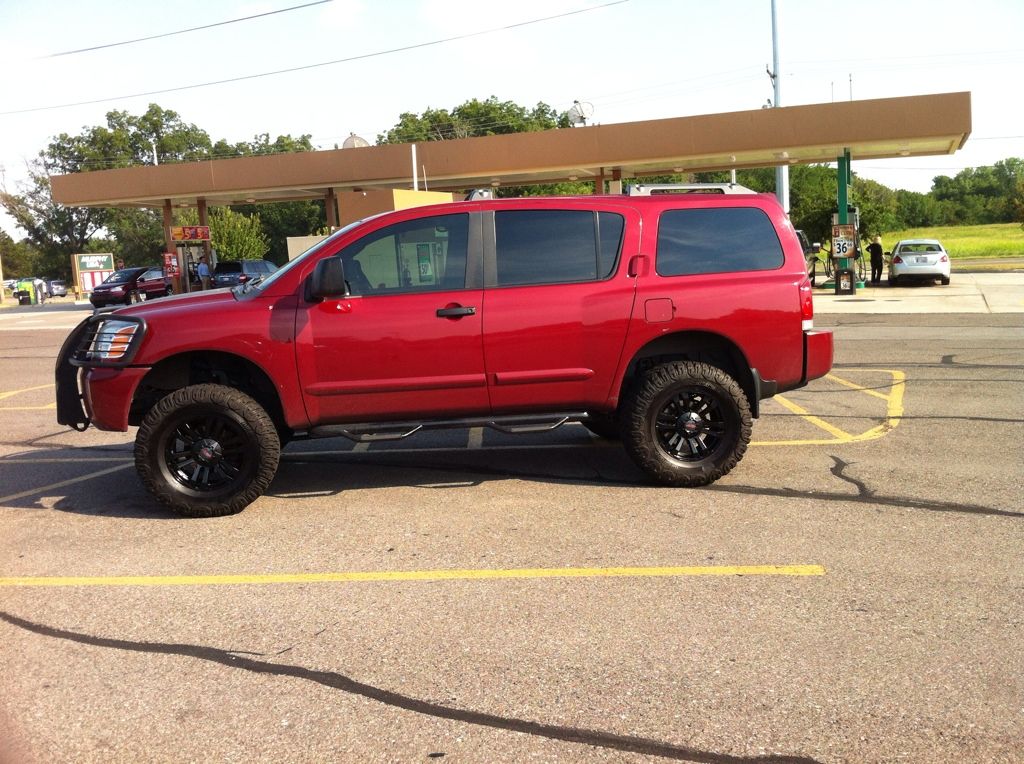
[239,275,249,283]
[893,255,903,264]
[799,276,814,330]
[940,254,948,262]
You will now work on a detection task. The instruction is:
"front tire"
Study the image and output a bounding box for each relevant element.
[135,384,280,517]
[621,361,751,487]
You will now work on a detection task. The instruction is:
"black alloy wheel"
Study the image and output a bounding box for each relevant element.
[653,386,728,461]
[622,361,751,487]
[135,384,280,517]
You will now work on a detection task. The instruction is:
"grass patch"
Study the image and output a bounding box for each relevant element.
[879,223,1024,258]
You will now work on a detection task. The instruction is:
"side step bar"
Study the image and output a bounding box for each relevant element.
[308,412,590,443]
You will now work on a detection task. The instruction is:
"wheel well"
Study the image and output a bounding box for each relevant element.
[619,332,757,415]
[129,351,287,434]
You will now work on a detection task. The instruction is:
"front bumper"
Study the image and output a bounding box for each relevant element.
[55,317,150,432]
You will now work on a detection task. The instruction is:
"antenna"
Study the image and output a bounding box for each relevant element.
[567,100,594,127]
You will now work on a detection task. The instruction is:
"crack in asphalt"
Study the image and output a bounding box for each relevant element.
[0,611,821,764]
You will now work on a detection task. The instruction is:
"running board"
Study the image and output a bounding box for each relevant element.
[309,412,589,443]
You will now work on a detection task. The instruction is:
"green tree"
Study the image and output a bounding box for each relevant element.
[378,96,570,144]
[0,230,41,280]
[214,132,327,263]
[178,208,269,260]
[378,96,583,197]
[1,163,104,280]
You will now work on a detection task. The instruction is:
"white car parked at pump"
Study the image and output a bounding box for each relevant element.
[888,239,951,286]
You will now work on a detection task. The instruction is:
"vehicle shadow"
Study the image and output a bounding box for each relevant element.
[4,443,1018,520]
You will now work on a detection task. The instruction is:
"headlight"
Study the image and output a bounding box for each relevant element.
[76,318,145,364]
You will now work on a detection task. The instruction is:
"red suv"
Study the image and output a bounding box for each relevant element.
[58,195,832,517]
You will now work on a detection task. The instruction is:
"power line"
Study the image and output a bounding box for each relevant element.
[40,0,334,58]
[4,0,629,116]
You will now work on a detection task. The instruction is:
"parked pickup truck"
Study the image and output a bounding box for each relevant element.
[57,195,833,517]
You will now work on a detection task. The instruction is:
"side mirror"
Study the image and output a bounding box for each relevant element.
[309,257,349,301]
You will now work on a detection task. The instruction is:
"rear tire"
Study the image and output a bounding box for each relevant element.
[889,275,899,287]
[940,276,950,285]
[135,384,280,517]
[621,361,751,487]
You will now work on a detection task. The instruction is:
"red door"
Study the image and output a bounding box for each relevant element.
[481,206,640,413]
[294,211,488,424]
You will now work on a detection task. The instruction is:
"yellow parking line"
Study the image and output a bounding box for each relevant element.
[0,384,54,401]
[0,564,825,588]
[2,403,56,411]
[827,372,890,400]
[753,369,905,446]
[770,394,854,441]
[0,463,134,504]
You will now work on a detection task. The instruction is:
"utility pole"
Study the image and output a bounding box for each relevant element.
[769,0,789,213]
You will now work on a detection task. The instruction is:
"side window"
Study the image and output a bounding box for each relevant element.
[494,210,623,287]
[656,207,784,276]
[340,213,469,295]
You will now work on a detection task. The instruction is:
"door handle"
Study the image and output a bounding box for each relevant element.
[436,306,476,318]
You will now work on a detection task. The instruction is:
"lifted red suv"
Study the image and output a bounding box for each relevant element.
[57,195,832,517]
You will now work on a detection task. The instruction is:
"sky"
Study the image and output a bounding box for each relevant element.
[1,0,1022,238]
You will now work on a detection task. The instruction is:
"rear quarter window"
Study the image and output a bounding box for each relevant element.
[656,207,784,276]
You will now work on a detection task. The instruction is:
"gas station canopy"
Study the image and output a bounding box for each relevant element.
[51,92,971,211]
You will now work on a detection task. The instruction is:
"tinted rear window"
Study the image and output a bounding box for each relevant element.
[215,262,241,274]
[656,208,784,276]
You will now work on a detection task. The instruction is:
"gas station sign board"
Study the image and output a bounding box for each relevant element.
[170,226,210,241]
[73,252,115,293]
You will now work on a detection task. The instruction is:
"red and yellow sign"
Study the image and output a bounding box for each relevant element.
[170,226,210,242]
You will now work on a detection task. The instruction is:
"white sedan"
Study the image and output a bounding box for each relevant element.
[889,239,951,286]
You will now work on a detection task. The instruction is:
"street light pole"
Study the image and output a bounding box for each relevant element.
[771,0,790,213]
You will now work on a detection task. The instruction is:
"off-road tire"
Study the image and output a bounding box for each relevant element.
[621,361,751,487]
[135,384,280,517]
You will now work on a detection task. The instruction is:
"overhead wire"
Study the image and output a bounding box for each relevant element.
[39,0,333,58]
[2,0,630,116]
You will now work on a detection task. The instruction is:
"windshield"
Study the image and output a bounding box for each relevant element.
[252,218,368,293]
[102,269,142,285]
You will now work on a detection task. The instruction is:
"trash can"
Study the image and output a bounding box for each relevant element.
[834,268,856,295]
[15,281,37,305]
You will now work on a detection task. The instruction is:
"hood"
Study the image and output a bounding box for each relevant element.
[107,287,237,319]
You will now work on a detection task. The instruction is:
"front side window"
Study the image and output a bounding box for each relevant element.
[656,207,784,276]
[493,210,624,287]
[340,213,469,295]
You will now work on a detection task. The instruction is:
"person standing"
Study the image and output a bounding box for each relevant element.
[868,235,884,285]
[197,255,211,290]
[197,252,211,288]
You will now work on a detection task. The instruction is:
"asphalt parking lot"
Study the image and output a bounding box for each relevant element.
[0,285,1022,763]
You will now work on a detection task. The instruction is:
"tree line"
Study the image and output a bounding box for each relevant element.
[2,98,1021,281]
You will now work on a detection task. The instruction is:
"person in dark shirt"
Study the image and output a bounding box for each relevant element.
[868,235,884,285]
